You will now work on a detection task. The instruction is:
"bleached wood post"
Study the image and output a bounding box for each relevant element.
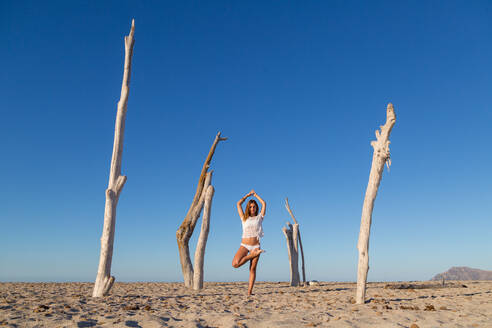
[93,20,135,298]
[356,103,396,304]
[282,222,300,286]
[177,132,226,288]
[193,185,215,290]
[285,198,306,284]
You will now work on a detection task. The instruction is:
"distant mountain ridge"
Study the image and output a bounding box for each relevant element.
[432,266,492,281]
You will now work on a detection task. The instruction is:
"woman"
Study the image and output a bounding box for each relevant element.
[232,189,266,295]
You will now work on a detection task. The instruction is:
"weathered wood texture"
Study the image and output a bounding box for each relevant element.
[193,185,215,290]
[285,198,306,284]
[176,132,226,288]
[356,103,396,304]
[93,20,135,298]
[282,222,300,286]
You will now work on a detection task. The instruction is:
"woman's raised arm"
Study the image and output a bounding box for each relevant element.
[237,190,253,221]
[253,191,266,217]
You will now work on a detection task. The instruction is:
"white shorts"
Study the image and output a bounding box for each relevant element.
[241,243,260,252]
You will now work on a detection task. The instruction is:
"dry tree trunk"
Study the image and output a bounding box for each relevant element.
[176,132,226,288]
[292,223,300,272]
[177,171,212,287]
[93,20,135,298]
[285,198,306,284]
[193,184,215,290]
[356,103,396,304]
[282,222,300,286]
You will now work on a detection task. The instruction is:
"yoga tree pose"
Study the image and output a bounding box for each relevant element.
[232,190,266,295]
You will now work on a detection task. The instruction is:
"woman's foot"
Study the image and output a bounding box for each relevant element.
[250,248,264,257]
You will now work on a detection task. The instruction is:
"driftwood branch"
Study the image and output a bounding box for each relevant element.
[285,198,298,224]
[285,198,306,283]
[187,132,227,221]
[176,132,226,288]
[93,20,135,298]
[356,103,396,304]
[190,171,213,230]
[193,185,215,290]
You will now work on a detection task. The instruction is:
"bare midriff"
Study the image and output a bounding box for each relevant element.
[241,237,260,246]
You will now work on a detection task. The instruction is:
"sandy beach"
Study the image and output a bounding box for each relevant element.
[1,281,491,327]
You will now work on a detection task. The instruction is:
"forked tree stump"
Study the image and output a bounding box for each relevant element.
[176,132,226,288]
[285,198,306,284]
[283,222,300,286]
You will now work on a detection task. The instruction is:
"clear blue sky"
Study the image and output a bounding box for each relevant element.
[2,0,491,283]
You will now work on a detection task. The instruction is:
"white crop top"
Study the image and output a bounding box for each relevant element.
[242,214,264,239]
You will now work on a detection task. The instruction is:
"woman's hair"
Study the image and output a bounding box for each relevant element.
[244,199,259,218]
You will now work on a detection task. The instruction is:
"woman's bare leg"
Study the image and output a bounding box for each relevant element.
[248,255,260,295]
[232,247,264,268]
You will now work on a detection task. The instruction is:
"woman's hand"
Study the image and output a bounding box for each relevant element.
[248,189,255,197]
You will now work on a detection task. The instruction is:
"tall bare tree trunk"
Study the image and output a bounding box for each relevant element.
[283,222,300,286]
[193,185,214,290]
[356,103,396,304]
[176,132,226,288]
[285,198,306,284]
[93,20,135,298]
